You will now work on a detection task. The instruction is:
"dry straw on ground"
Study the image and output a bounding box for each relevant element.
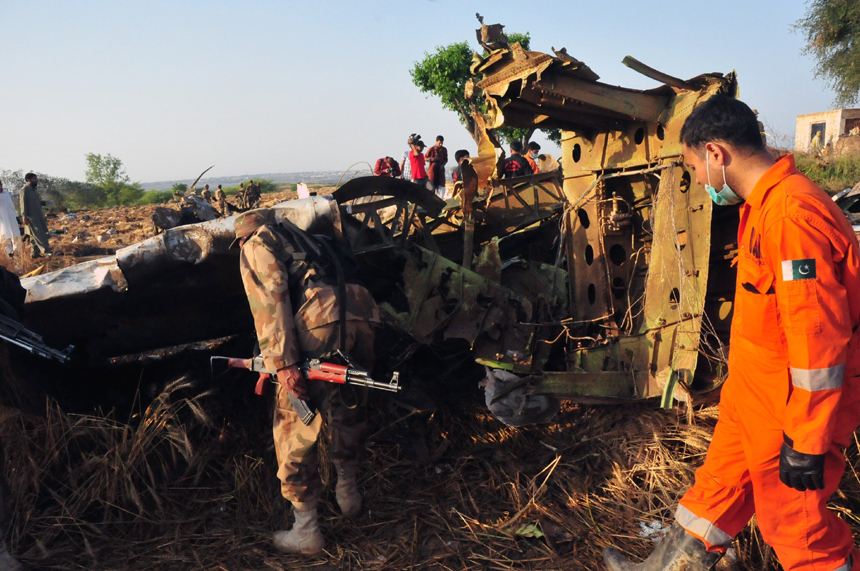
[3,364,859,571]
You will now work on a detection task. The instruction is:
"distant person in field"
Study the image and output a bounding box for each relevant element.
[373,157,401,178]
[400,133,418,181]
[237,182,246,209]
[214,184,227,216]
[525,141,541,174]
[20,173,51,257]
[408,139,429,190]
[201,184,212,203]
[425,135,448,199]
[502,140,534,178]
[0,181,20,256]
[247,182,262,209]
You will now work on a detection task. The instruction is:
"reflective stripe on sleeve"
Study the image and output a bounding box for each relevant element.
[675,504,733,547]
[790,364,845,391]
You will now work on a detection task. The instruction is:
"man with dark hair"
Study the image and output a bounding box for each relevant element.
[373,157,401,178]
[525,141,541,173]
[452,150,470,183]
[501,140,533,178]
[425,135,448,198]
[20,173,51,258]
[201,184,212,203]
[604,95,860,571]
[408,139,429,189]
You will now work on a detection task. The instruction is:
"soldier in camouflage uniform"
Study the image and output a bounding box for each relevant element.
[214,184,227,216]
[233,209,380,555]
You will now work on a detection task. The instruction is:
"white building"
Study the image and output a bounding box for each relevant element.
[795,109,860,153]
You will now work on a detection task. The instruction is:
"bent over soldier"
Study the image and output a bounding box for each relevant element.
[233,209,380,555]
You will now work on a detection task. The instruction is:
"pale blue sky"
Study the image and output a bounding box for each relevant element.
[0,1,833,183]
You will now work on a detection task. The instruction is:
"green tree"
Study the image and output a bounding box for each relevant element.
[796,1,860,107]
[171,183,188,194]
[410,32,559,146]
[84,153,143,206]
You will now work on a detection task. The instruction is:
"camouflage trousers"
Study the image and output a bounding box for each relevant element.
[273,319,375,507]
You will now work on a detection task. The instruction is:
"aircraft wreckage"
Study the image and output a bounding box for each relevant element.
[17,21,739,426]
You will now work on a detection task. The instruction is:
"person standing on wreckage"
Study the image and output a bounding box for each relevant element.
[603,96,860,571]
[232,209,381,555]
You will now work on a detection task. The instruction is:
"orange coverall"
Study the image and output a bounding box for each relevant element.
[677,155,860,571]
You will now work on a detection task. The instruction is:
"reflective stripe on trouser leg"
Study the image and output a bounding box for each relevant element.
[678,387,754,550]
[675,505,733,548]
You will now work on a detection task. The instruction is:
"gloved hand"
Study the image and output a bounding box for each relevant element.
[277,365,309,401]
[779,437,825,492]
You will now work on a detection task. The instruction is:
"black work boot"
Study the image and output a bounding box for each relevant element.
[603,523,722,571]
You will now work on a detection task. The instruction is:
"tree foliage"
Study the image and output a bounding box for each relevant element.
[797,1,860,107]
[84,153,144,206]
[410,32,560,146]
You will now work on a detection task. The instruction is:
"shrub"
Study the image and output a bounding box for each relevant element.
[795,152,860,193]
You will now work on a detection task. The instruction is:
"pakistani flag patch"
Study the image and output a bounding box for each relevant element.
[782,259,817,281]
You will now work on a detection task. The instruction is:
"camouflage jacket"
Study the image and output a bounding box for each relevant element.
[239,224,380,371]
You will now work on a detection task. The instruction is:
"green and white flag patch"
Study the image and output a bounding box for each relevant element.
[782,259,816,281]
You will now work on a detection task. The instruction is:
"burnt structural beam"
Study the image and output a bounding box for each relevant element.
[621,56,696,91]
[534,75,670,123]
[506,99,623,131]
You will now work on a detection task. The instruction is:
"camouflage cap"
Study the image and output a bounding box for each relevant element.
[231,209,272,248]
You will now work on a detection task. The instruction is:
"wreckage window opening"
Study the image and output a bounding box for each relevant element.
[577,209,590,228]
[609,244,626,266]
[584,244,594,265]
[572,144,582,163]
[634,128,645,145]
[587,284,596,305]
[670,287,681,306]
[679,171,691,194]
[657,125,665,141]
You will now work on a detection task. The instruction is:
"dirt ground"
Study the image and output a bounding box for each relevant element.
[16,189,333,274]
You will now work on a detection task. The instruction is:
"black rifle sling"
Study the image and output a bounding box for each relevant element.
[314,236,347,352]
[275,219,348,351]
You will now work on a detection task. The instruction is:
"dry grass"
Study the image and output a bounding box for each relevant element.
[2,369,859,570]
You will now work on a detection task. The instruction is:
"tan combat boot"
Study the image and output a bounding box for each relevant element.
[273,503,325,555]
[335,464,362,518]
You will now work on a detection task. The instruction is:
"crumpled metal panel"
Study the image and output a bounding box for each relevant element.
[20,196,342,359]
[23,257,129,303]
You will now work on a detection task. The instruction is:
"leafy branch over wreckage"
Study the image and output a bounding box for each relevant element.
[1,17,854,571]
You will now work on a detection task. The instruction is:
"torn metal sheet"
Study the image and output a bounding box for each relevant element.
[461,18,739,411]
[21,196,341,359]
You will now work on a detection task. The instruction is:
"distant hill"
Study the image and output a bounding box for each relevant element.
[140,170,372,191]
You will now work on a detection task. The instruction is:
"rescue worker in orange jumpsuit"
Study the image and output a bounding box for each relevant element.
[604,95,860,571]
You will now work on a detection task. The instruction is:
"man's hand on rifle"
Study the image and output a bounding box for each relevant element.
[277,365,309,401]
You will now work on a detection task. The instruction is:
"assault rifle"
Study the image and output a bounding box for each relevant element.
[0,313,74,364]
[210,350,401,425]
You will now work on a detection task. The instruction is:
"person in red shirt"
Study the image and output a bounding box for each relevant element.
[373,157,401,177]
[425,135,449,198]
[603,95,860,571]
[408,139,429,189]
